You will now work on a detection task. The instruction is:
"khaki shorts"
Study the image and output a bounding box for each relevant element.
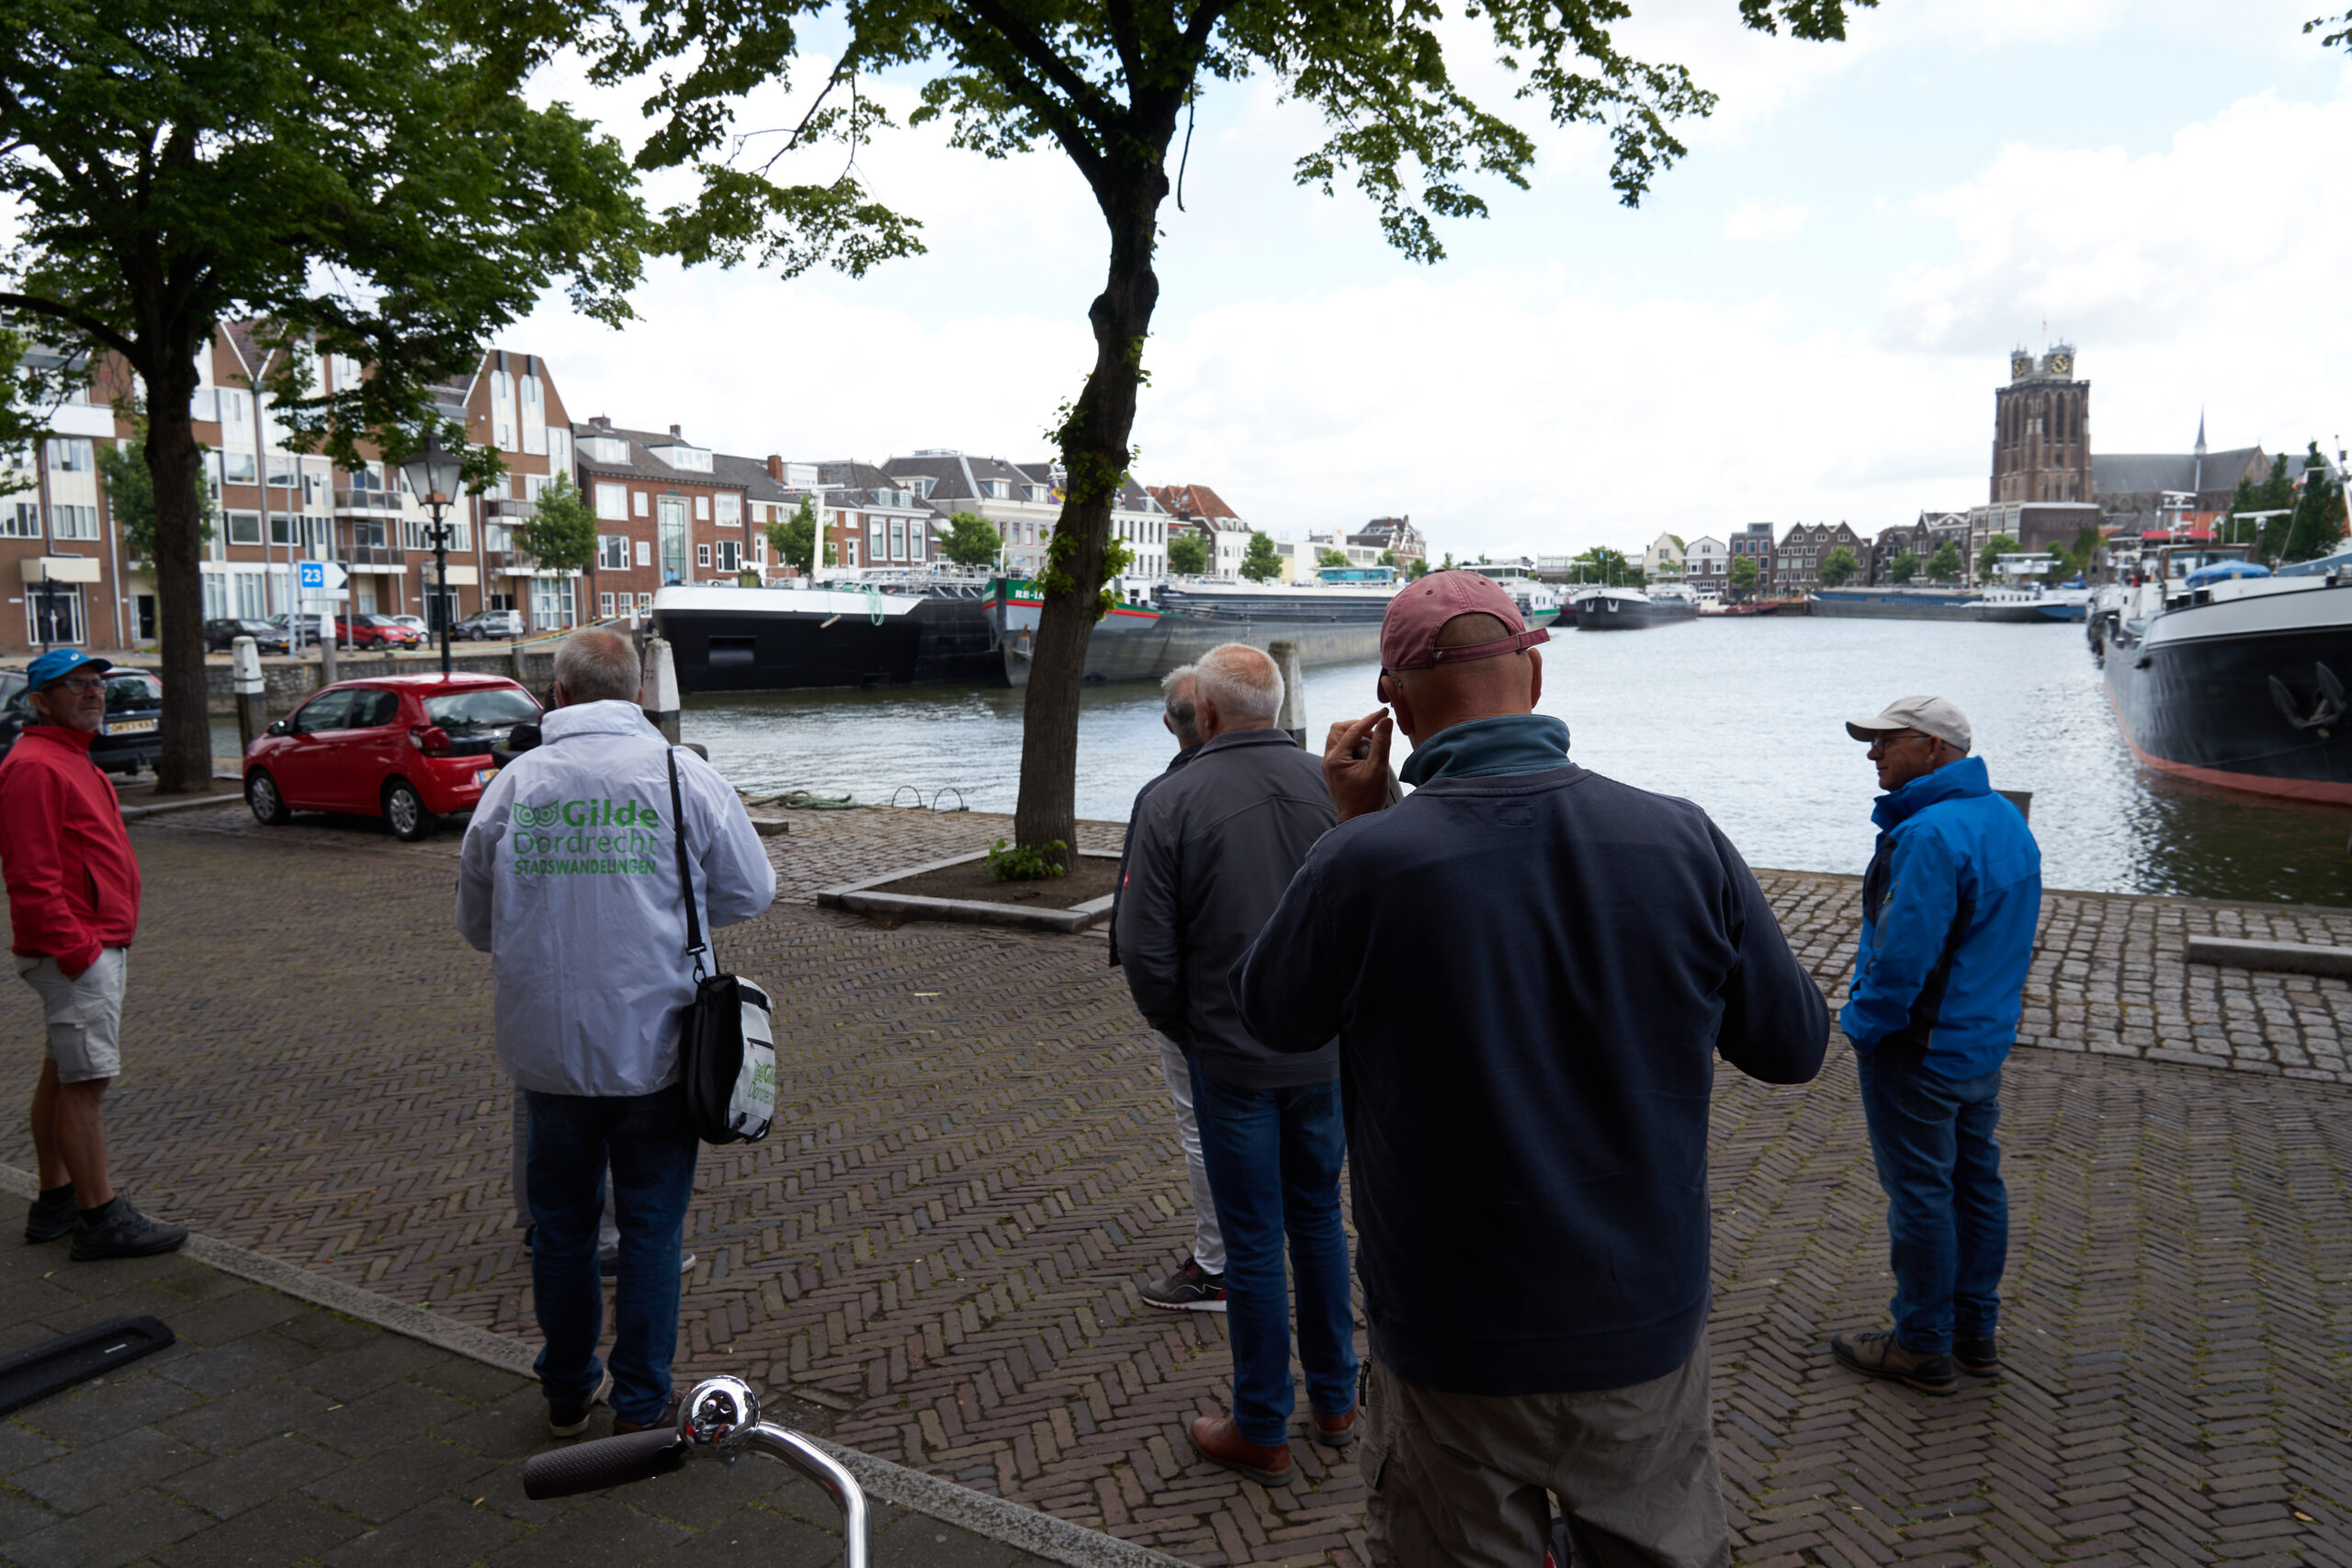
[16,949,127,1084]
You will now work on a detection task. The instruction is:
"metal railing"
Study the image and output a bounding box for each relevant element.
[332,489,404,514]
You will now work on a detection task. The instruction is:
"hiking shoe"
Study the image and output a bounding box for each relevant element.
[25,1186,75,1245]
[1955,1335,2000,1377]
[1141,1256,1227,1313]
[1832,1328,1957,1394]
[1310,1406,1359,1449]
[1190,1416,1294,1486]
[612,1402,677,1437]
[599,1248,696,1280]
[548,1367,614,1438]
[68,1198,188,1261]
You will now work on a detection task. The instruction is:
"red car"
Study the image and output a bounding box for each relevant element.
[332,615,423,649]
[243,674,542,840]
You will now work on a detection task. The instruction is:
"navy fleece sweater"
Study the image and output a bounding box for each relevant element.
[1233,716,1828,1395]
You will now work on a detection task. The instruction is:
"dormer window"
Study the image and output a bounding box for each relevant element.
[1025,485,1045,502]
[581,435,631,465]
[986,479,1009,500]
[650,444,713,472]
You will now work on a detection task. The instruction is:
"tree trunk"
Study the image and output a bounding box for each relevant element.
[146,362,210,793]
[1012,165,1166,868]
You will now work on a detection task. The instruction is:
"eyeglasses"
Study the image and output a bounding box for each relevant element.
[45,678,106,694]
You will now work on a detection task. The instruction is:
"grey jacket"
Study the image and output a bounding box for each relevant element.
[1115,727,1338,1089]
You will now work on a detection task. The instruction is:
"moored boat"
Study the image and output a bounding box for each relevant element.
[1573,585,1699,629]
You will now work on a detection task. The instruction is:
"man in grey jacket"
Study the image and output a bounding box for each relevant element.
[458,629,775,1438]
[1115,643,1353,1487]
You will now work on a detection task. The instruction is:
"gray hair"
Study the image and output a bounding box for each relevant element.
[1161,663,1201,748]
[1194,643,1283,727]
[553,628,641,704]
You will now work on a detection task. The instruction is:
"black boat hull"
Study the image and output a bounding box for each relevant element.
[1574,593,1700,629]
[653,588,1001,693]
[2100,582,2352,803]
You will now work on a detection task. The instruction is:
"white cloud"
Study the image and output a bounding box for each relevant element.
[1724,200,1812,242]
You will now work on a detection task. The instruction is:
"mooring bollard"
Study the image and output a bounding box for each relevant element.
[232,637,266,753]
[1269,638,1307,748]
[511,634,529,681]
[642,636,682,745]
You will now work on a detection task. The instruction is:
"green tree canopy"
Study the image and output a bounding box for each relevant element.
[515,474,598,572]
[1575,547,1634,586]
[1314,547,1349,570]
[1166,531,1209,576]
[1818,546,1860,587]
[1405,557,1430,580]
[1926,541,1964,581]
[766,494,820,575]
[938,510,1004,570]
[0,1,646,789]
[1975,532,2021,579]
[2229,453,2299,559]
[1888,551,1917,584]
[526,0,1869,862]
[1729,555,1760,599]
[1240,532,1283,582]
[2281,444,2347,563]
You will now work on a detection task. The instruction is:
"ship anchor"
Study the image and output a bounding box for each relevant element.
[2267,662,2347,738]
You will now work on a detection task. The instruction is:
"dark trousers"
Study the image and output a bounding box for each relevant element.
[525,1083,699,1425]
[1187,1058,1357,1448]
[1856,1043,2007,1355]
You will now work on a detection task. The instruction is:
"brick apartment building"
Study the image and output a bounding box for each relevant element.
[1728,523,1777,598]
[1775,522,1867,592]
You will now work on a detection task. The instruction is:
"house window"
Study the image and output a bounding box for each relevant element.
[638,592,652,609]
[226,512,264,546]
[695,495,709,521]
[659,497,687,581]
[636,539,651,567]
[46,438,95,473]
[50,504,99,540]
[0,503,38,539]
[598,534,629,570]
[27,582,85,644]
[845,537,858,567]
[890,518,906,559]
[599,592,616,618]
[595,482,628,521]
[869,517,886,560]
[633,491,650,517]
[696,543,711,568]
[716,493,741,526]
[717,540,740,572]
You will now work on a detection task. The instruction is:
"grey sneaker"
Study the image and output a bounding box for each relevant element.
[68,1197,189,1261]
[1141,1256,1227,1313]
[548,1367,615,1438]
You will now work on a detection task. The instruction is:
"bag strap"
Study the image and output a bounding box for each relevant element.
[666,748,707,981]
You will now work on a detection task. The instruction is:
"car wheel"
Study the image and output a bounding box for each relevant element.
[246,770,291,826]
[383,778,436,841]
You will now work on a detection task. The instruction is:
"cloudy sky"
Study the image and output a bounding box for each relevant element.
[509,0,2352,561]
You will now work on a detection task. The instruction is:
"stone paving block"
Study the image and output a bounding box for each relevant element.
[0,1484,207,1568]
[154,1330,321,1397]
[641,1504,844,1568]
[14,1369,204,1448]
[321,1492,530,1567]
[15,1424,208,1515]
[162,1429,347,1520]
[149,1491,368,1568]
[486,1495,693,1566]
[157,1381,338,1456]
[301,1432,500,1524]
[293,1379,470,1459]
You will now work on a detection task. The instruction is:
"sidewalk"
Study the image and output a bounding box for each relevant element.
[0,1195,1109,1568]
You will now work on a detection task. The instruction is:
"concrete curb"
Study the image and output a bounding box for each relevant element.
[0,1162,1184,1568]
[817,850,1123,934]
[2186,934,2352,978]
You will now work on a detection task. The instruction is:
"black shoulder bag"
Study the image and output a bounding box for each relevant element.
[667,750,775,1145]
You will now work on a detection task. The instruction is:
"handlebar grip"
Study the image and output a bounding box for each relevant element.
[523,1428,688,1499]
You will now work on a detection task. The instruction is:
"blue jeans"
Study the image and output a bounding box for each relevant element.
[1855,1044,2007,1356]
[1188,1059,1357,1449]
[525,1083,700,1424]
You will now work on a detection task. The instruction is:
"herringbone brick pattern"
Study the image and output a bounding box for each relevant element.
[2,808,2347,1565]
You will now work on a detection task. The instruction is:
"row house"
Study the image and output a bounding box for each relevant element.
[1682,536,1728,592]
[814,461,939,573]
[888,452,1058,578]
[571,419,750,621]
[1866,512,1972,584]
[1349,516,1425,568]
[1774,522,1867,592]
[1728,523,1777,598]
[1149,483,1250,579]
[1642,533,1685,579]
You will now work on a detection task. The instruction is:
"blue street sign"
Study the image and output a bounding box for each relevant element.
[299,561,325,589]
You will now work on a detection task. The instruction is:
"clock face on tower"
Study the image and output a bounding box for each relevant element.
[2011,354,2033,380]
[2048,352,2074,377]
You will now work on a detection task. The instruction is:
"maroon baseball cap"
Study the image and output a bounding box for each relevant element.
[1380,571,1550,671]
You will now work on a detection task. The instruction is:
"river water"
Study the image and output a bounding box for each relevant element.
[667,616,2350,905]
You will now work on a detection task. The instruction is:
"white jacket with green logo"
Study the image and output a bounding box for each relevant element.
[456,699,775,1096]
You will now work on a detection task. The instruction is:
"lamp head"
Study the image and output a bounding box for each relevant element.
[399,430,466,507]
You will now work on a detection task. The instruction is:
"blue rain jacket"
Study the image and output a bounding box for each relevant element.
[1839,756,2041,1080]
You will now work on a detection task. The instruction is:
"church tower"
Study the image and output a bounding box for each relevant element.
[1990,344,2093,504]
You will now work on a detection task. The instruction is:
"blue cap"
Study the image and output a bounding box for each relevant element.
[24,649,111,691]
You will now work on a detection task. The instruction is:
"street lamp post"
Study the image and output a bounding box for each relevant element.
[399,432,467,677]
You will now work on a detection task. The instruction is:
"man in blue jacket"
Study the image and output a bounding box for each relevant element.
[1833,697,2041,1397]
[1234,573,1827,1565]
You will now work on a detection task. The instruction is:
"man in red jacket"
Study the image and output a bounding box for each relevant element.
[0,649,187,1259]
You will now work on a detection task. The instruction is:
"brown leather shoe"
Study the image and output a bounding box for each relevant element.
[1310,1406,1359,1448]
[1189,1416,1295,1485]
[1831,1327,1957,1394]
[611,1404,676,1437]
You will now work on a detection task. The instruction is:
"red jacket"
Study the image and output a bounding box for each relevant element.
[0,726,140,976]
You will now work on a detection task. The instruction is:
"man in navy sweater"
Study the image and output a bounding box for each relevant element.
[1831,698,2040,1396]
[1234,572,1827,1567]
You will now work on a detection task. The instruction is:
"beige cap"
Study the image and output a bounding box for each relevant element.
[1845,695,1973,753]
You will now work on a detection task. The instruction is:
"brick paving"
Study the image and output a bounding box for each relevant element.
[0,1219,1063,1566]
[3,802,2350,1565]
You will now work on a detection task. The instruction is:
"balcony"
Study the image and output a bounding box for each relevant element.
[347,544,407,569]
[485,497,537,521]
[333,489,404,515]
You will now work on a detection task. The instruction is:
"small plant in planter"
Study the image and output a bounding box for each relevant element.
[984,838,1069,882]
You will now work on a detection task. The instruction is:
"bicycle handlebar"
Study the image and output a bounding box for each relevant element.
[523,1427,687,1499]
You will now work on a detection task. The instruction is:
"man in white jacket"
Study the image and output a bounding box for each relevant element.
[458,629,775,1438]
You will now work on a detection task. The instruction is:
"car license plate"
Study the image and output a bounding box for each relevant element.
[475,766,498,786]
[107,719,156,735]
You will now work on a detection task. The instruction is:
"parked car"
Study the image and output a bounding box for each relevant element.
[203,617,291,654]
[243,674,542,840]
[330,615,422,649]
[388,615,430,637]
[0,668,165,775]
[452,609,526,641]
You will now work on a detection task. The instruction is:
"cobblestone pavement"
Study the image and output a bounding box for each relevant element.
[0,1219,1061,1566]
[5,803,2351,1565]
